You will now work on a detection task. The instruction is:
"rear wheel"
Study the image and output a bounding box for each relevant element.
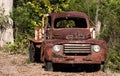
[29,42,35,62]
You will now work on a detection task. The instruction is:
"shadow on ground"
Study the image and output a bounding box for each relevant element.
[43,64,101,73]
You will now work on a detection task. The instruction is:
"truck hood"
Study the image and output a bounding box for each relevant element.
[52,28,91,40]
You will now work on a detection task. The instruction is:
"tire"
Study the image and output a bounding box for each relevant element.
[29,43,35,62]
[100,64,104,72]
[45,61,53,71]
[95,64,104,71]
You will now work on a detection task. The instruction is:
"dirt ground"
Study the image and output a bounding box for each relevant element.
[0,51,120,76]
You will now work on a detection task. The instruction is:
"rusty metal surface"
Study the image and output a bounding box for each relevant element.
[52,50,105,64]
[50,11,89,20]
[49,11,90,29]
[43,39,108,64]
[52,56,103,64]
[51,46,106,64]
[51,43,106,64]
[48,11,91,40]
[31,11,108,64]
[52,28,90,40]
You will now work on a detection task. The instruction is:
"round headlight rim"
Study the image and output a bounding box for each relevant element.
[92,45,101,53]
[53,45,63,52]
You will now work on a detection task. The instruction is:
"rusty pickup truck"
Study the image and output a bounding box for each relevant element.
[28,11,108,71]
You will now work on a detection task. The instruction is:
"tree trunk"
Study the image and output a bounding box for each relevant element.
[95,0,101,36]
[0,0,13,47]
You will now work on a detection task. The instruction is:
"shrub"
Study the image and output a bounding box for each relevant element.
[105,45,120,72]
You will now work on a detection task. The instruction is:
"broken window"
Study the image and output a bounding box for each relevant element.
[54,17,87,28]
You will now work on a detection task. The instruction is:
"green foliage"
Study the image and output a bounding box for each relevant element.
[26,0,71,27]
[99,0,120,47]
[99,0,120,72]
[12,6,34,35]
[68,0,97,25]
[56,20,75,28]
[105,45,120,72]
[11,5,33,55]
[6,34,29,55]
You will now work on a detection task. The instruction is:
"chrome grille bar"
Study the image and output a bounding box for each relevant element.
[63,44,91,54]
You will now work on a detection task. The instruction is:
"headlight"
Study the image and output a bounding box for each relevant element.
[92,45,101,52]
[53,45,63,52]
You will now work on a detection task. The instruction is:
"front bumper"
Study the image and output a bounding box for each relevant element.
[52,54,104,64]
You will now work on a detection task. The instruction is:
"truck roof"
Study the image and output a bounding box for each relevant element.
[49,11,89,19]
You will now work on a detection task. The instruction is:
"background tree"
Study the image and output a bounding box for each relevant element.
[0,0,13,47]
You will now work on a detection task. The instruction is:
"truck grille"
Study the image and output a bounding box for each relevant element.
[63,44,91,55]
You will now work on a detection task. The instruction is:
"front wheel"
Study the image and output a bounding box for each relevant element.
[100,64,104,72]
[45,61,53,71]
[95,64,105,71]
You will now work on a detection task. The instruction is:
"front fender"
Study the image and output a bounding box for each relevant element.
[43,41,53,61]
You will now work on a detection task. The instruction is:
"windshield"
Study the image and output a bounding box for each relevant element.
[54,17,87,28]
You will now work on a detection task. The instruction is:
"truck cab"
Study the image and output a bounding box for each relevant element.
[29,11,108,71]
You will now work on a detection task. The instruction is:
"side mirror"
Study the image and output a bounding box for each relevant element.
[90,27,96,39]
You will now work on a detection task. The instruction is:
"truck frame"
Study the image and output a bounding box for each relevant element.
[28,11,108,71]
